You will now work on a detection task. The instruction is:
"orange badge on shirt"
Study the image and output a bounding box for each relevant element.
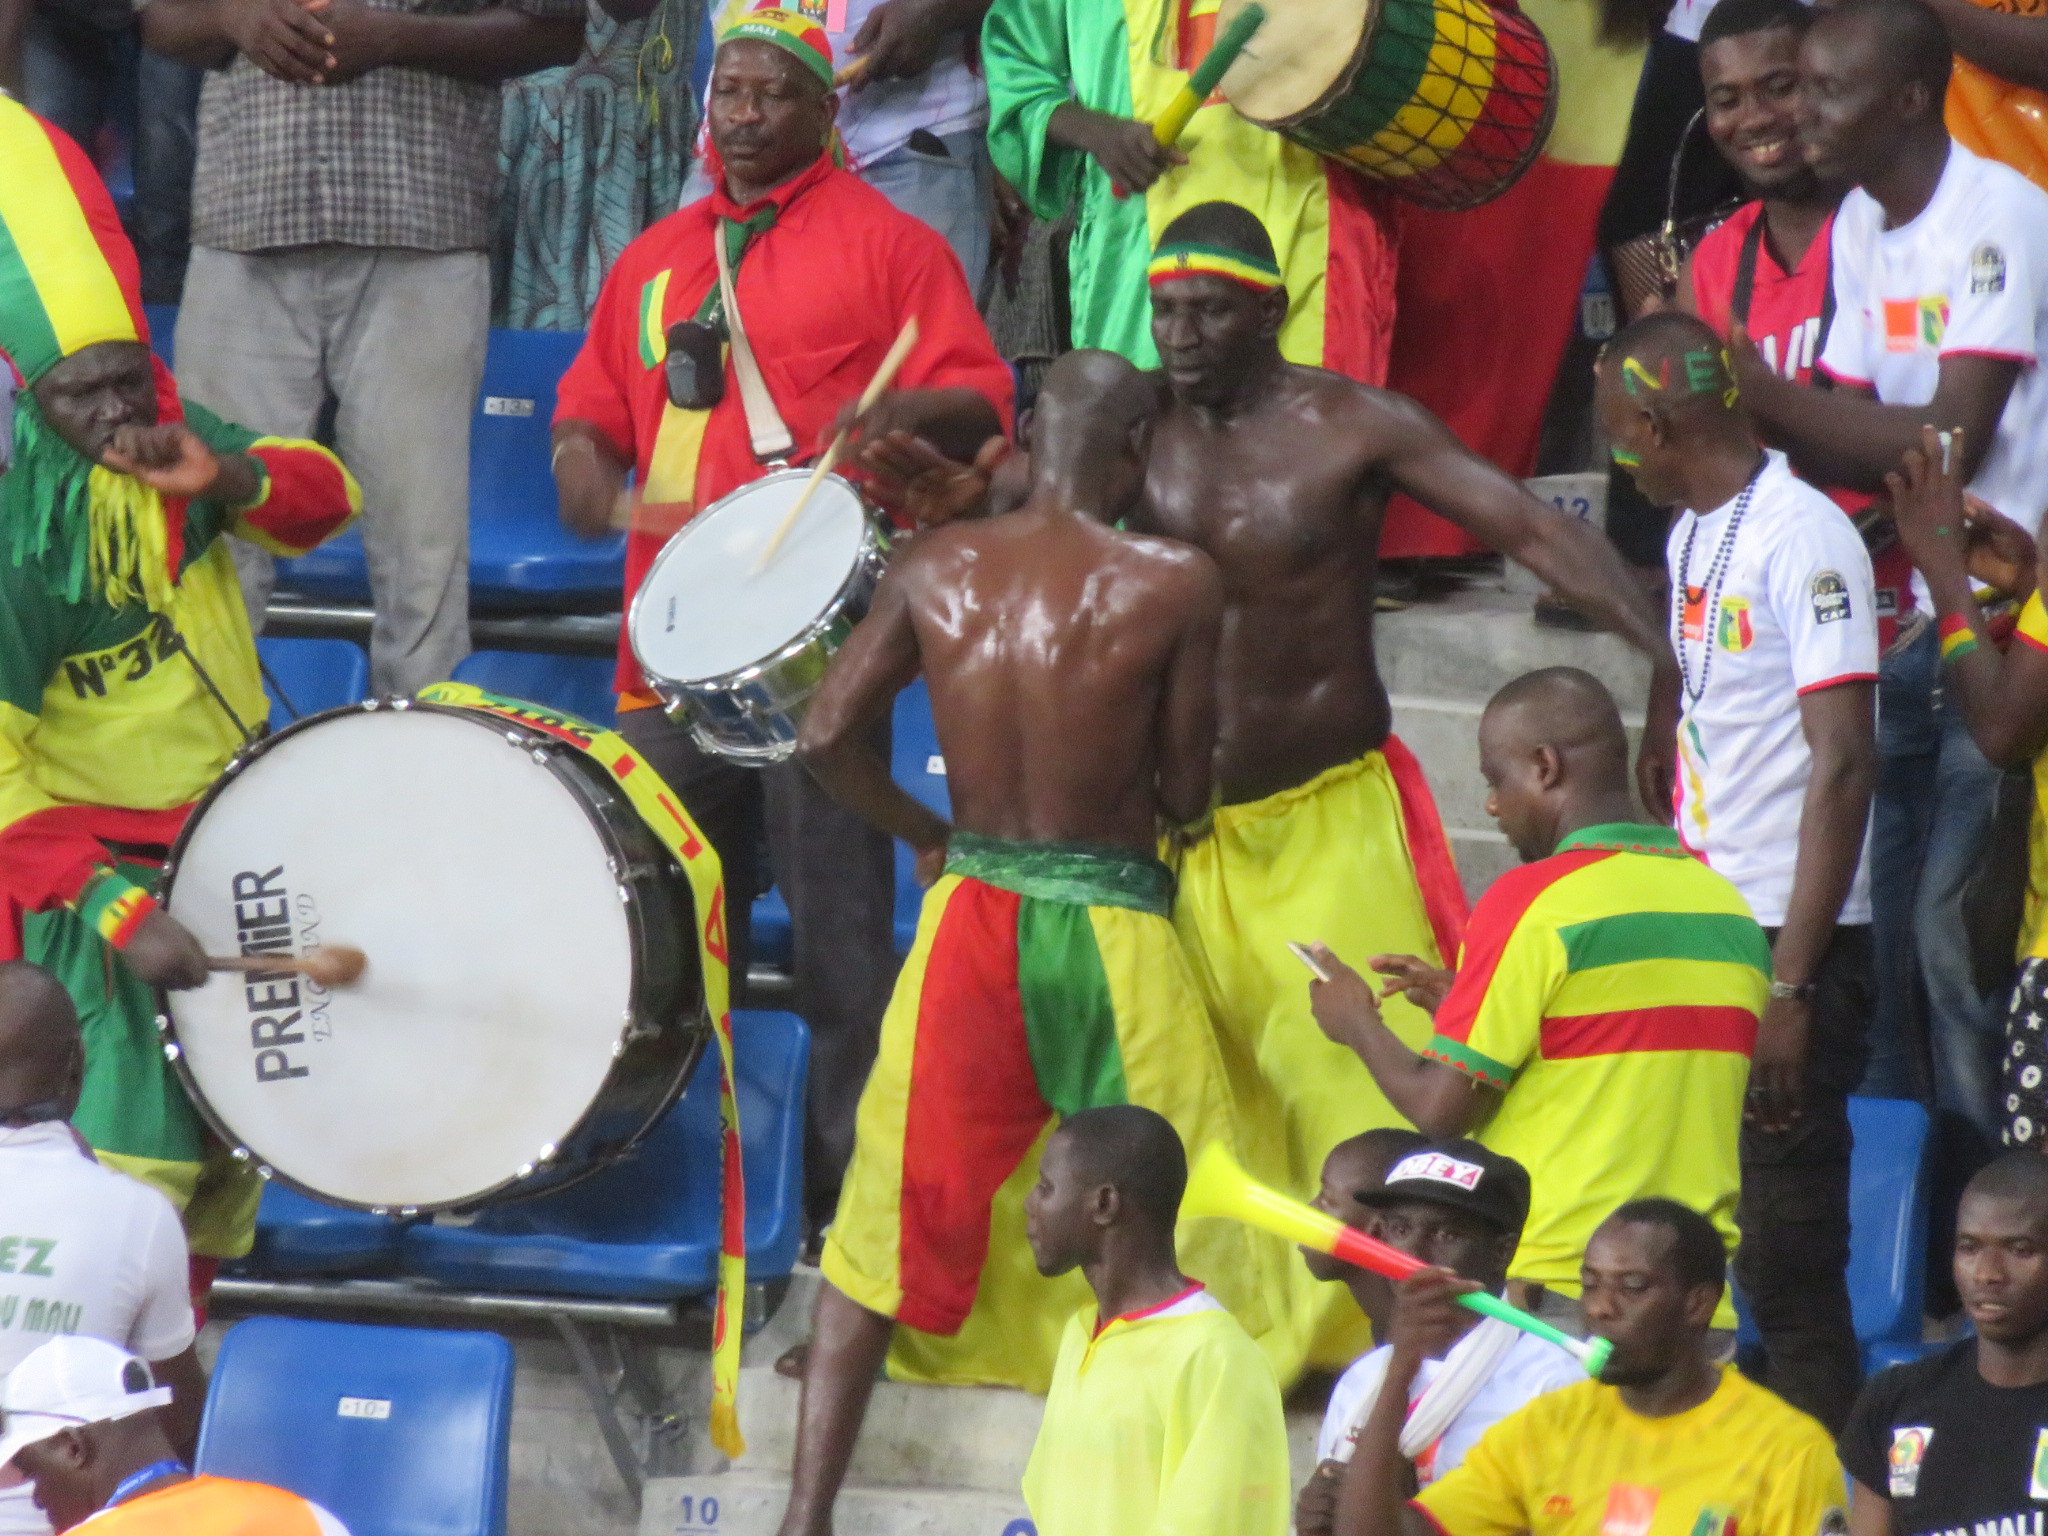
[1602,1485,1661,1536]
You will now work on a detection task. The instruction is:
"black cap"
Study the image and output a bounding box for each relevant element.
[1357,1139,1532,1236]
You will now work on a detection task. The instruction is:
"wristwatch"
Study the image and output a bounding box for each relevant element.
[1768,978,1816,1003]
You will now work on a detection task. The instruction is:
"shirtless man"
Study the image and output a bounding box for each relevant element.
[781,349,1274,1536]
[1130,201,1679,1377]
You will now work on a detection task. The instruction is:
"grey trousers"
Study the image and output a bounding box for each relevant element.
[615,707,901,1227]
[175,245,482,696]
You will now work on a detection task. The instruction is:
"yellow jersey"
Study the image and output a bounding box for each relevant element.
[1415,1365,1845,1536]
[1022,1286,1290,1536]
[2015,593,2048,962]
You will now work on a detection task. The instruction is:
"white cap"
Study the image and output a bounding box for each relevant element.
[0,1338,172,1470]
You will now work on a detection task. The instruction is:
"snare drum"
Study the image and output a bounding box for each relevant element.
[1218,0,1556,210]
[158,699,705,1213]
[630,468,889,765]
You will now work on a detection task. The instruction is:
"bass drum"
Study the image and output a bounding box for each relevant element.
[158,699,705,1214]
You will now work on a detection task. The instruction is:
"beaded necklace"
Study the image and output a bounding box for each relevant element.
[1673,457,1766,703]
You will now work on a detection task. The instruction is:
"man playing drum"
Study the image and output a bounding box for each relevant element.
[549,4,1011,1235]
[781,348,1272,1536]
[0,100,362,1284]
[1134,202,1679,1380]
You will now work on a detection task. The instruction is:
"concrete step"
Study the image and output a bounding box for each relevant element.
[1378,585,1655,905]
[642,1472,1031,1536]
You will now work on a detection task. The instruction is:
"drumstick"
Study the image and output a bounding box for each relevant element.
[834,54,870,87]
[208,946,367,988]
[1152,2,1266,148]
[753,316,920,573]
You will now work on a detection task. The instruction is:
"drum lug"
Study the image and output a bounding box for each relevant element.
[160,1040,180,1062]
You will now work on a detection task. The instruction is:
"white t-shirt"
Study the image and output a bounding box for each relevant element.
[1666,451,1879,927]
[1819,141,2048,595]
[1315,1332,1583,1484]
[0,1124,196,1536]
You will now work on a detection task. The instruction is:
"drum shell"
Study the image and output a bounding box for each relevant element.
[631,471,892,766]
[1220,0,1558,210]
[158,701,708,1215]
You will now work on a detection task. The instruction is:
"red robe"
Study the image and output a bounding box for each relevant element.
[554,153,1016,695]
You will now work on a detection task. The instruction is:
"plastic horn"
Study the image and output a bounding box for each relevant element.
[1182,1143,1614,1377]
[1152,2,1266,148]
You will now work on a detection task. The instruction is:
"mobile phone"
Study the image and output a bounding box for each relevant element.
[1286,941,1331,982]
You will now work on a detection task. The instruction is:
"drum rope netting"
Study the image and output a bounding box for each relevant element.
[1281,0,1559,210]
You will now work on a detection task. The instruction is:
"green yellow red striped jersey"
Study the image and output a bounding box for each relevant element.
[1413,1365,1842,1536]
[1425,823,1767,1311]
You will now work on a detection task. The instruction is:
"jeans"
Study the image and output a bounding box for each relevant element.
[24,9,202,304]
[1861,621,2005,1136]
[616,707,901,1226]
[176,246,482,696]
[680,126,993,298]
[1737,923,1872,1435]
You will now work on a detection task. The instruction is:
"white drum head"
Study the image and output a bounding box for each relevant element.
[632,470,869,685]
[164,708,635,1210]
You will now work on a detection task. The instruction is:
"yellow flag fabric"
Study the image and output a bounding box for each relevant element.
[1168,747,1465,1379]
[1022,1291,1291,1536]
[417,683,746,1454]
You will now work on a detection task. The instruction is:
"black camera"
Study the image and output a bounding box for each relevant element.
[665,318,726,411]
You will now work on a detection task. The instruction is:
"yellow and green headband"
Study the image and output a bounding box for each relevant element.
[1148,240,1283,294]
[721,7,834,87]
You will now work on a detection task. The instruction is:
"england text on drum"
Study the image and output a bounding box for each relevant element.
[232,867,312,1084]
[293,892,333,1043]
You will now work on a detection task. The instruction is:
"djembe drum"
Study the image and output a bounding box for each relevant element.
[1217,0,1557,210]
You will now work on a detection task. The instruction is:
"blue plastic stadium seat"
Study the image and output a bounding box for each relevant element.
[890,676,951,950]
[224,1183,407,1278]
[399,1010,808,1298]
[1735,1096,1931,1374]
[751,885,794,970]
[259,636,370,728]
[275,328,625,608]
[143,305,177,368]
[451,650,618,729]
[197,1317,513,1536]
[749,677,952,965]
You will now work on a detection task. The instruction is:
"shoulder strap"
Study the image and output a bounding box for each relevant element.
[714,224,795,464]
[1730,210,1768,327]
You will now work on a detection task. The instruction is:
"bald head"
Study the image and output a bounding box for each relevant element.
[1484,667,1631,768]
[1479,669,1638,862]
[1810,0,1951,101]
[1028,349,1159,514]
[0,962,84,1117]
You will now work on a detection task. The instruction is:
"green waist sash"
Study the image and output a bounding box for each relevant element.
[945,831,1174,918]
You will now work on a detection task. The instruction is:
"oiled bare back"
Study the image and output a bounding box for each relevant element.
[895,507,1221,852]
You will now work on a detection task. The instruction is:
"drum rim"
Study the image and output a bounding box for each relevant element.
[155,697,709,1215]
[628,466,887,691]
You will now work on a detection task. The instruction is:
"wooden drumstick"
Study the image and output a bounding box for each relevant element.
[833,54,871,87]
[1152,2,1265,148]
[753,316,920,573]
[208,946,367,988]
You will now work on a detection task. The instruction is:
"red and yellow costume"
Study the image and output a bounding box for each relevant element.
[552,147,1013,703]
[826,835,1272,1393]
[0,100,360,1255]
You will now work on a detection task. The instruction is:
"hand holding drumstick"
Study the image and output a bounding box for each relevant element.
[754,316,922,571]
